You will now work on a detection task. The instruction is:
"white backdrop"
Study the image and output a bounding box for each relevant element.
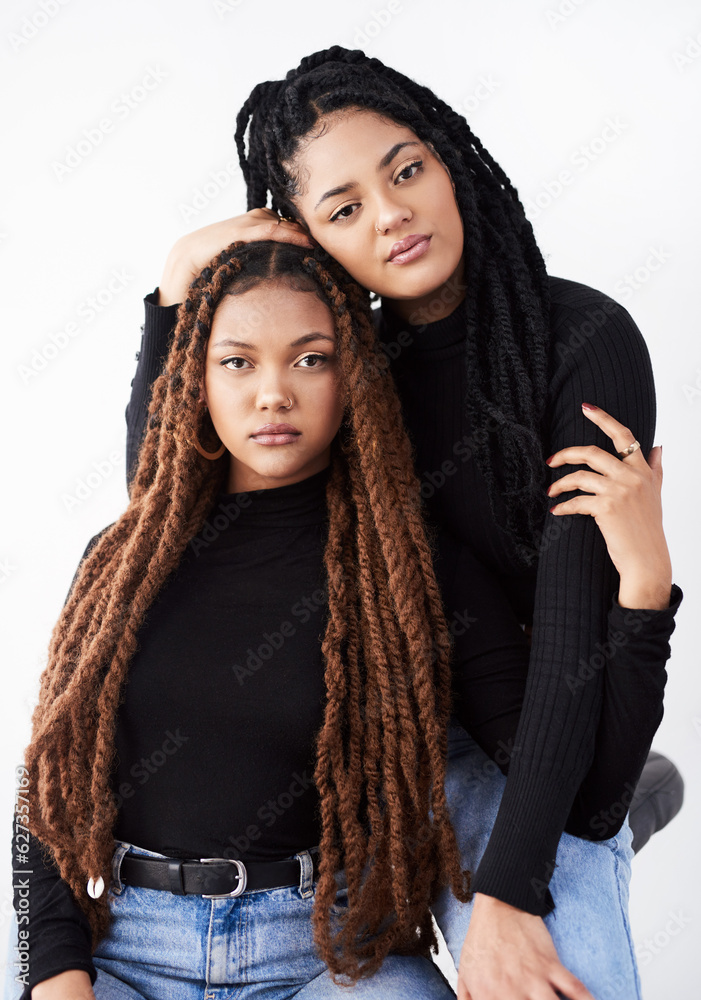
[1,1,699,996]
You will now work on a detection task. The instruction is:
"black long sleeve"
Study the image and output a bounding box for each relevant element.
[125,289,178,488]
[11,532,109,998]
[10,830,96,999]
[434,532,682,847]
[564,590,681,839]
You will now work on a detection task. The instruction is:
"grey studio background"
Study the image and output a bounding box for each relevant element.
[1,1,699,996]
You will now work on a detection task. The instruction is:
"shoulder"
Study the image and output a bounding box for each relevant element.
[547,274,653,378]
[545,276,657,448]
[548,274,638,341]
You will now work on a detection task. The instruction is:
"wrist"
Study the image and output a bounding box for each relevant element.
[473,891,515,912]
[32,969,94,999]
[158,241,192,306]
[617,568,673,610]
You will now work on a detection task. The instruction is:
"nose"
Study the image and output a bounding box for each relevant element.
[255,372,292,411]
[374,191,412,235]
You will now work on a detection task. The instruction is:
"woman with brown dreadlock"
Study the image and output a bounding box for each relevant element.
[109,47,684,1000]
[14,238,476,999]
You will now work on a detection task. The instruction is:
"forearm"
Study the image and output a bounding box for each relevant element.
[158,240,194,306]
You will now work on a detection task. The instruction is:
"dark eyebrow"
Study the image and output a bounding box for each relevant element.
[289,332,336,348]
[211,338,255,349]
[313,141,421,211]
[212,333,335,350]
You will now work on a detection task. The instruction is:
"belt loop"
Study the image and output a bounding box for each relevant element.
[168,860,187,895]
[110,841,131,895]
[294,849,314,899]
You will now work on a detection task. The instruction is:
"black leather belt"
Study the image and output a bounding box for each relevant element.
[120,851,321,898]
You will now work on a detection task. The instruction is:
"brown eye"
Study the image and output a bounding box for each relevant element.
[396,160,423,183]
[329,204,358,224]
[220,357,252,370]
[297,354,329,368]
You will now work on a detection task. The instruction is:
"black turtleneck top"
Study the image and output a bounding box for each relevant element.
[13,277,683,995]
[374,278,684,904]
[372,279,683,909]
[111,471,331,861]
[15,469,329,995]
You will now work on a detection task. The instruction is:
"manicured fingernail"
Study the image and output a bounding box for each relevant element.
[545,454,555,465]
[549,505,558,513]
[581,402,598,411]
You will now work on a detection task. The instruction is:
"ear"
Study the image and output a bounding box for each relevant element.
[283,201,311,233]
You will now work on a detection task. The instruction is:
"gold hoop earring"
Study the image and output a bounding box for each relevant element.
[187,402,227,459]
[191,436,226,460]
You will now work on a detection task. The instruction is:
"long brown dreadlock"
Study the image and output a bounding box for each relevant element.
[235,45,555,566]
[21,239,472,983]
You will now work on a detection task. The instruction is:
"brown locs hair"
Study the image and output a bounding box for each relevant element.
[21,240,471,982]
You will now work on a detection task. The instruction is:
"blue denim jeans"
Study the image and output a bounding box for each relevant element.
[433,718,642,1000]
[3,722,642,1000]
[87,841,455,999]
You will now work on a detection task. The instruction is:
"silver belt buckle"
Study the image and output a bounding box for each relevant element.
[199,857,248,899]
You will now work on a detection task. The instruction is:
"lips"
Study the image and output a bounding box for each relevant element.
[388,233,430,261]
[251,423,299,436]
[250,422,301,446]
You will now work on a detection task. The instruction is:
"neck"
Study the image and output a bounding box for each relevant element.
[382,254,466,326]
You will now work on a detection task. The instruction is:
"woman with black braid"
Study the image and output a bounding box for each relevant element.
[127,47,684,1000]
[14,239,473,999]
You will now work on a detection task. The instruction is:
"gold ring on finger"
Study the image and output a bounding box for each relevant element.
[617,439,641,460]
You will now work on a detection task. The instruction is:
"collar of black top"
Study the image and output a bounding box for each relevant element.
[120,850,321,898]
